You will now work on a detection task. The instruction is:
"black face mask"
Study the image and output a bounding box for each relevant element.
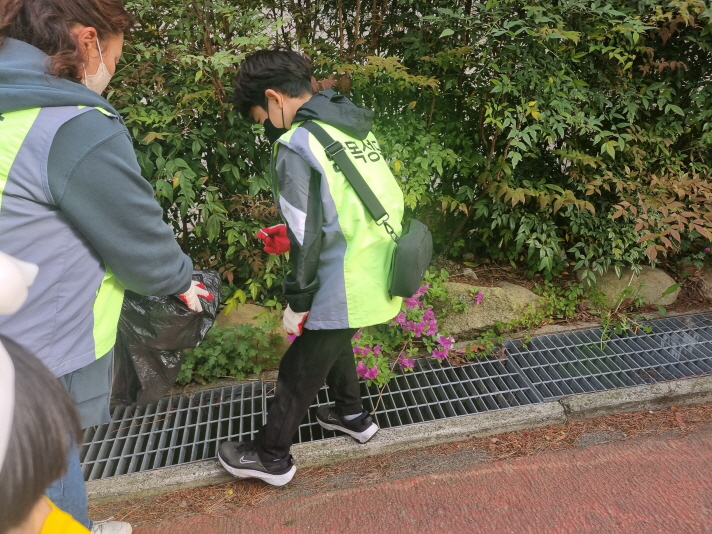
[264,118,288,144]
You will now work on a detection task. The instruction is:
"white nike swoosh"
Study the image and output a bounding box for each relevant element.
[239,456,257,464]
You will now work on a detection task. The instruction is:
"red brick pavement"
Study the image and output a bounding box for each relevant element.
[136,429,712,534]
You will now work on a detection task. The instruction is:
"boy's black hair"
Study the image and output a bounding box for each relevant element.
[233,49,314,118]
[0,336,81,532]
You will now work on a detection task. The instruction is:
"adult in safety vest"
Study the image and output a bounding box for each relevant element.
[0,1,210,533]
[217,50,405,487]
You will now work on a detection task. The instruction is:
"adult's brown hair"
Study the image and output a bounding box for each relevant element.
[0,0,136,80]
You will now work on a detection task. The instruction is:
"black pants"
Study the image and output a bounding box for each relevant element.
[257,327,362,461]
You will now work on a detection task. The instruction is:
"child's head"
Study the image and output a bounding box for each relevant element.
[233,49,314,129]
[0,335,81,534]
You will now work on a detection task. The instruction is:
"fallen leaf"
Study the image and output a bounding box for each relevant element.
[675,412,686,431]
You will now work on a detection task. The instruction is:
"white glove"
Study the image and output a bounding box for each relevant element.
[177,280,214,313]
[283,305,309,336]
[0,252,39,315]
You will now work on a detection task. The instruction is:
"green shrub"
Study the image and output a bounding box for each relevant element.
[176,314,283,385]
[113,0,712,298]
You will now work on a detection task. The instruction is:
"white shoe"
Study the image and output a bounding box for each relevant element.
[92,520,132,534]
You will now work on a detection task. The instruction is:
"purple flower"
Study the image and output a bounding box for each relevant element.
[397,354,415,370]
[425,325,439,336]
[438,335,454,350]
[706,248,711,253]
[394,312,407,325]
[475,289,484,305]
[413,322,426,338]
[352,330,361,340]
[287,333,297,343]
[416,284,430,297]
[422,307,436,322]
[404,296,421,310]
[373,345,382,356]
[356,361,379,380]
[431,349,449,361]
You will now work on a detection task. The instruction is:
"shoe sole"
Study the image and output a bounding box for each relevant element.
[218,453,296,486]
[317,419,379,443]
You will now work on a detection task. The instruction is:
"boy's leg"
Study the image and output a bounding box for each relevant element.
[257,327,358,461]
[325,337,364,417]
[316,339,379,443]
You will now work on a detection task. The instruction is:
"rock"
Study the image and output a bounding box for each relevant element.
[215,303,290,357]
[578,266,680,309]
[461,268,478,279]
[442,281,542,339]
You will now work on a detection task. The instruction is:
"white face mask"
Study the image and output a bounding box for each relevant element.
[83,39,112,94]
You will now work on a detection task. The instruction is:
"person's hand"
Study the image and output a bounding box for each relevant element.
[257,224,290,255]
[283,305,309,337]
[178,281,214,313]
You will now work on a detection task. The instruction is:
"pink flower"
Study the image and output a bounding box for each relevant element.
[431,349,448,361]
[394,312,407,325]
[397,354,415,370]
[438,335,454,350]
[475,289,484,305]
[416,284,430,297]
[425,325,438,336]
[404,296,421,310]
[352,330,361,340]
[373,345,382,356]
[287,333,297,342]
[422,307,436,322]
[356,361,379,380]
[706,248,711,253]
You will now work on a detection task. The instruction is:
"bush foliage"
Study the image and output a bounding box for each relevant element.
[113,0,712,303]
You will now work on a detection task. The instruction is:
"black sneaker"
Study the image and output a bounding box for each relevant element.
[217,440,296,486]
[316,406,379,443]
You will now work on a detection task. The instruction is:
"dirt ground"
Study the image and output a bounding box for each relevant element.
[89,403,712,529]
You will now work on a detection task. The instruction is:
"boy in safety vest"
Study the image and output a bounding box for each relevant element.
[218,50,405,486]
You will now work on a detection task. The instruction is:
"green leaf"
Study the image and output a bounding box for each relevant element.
[660,283,680,298]
[439,29,454,38]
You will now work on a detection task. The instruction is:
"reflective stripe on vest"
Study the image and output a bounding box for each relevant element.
[0,108,41,209]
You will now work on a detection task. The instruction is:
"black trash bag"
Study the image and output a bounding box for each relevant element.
[112,270,221,406]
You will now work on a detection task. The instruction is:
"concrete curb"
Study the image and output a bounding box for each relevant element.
[559,374,712,418]
[87,374,712,505]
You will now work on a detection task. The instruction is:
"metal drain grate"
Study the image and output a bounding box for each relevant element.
[80,356,537,481]
[506,313,712,400]
[81,313,712,481]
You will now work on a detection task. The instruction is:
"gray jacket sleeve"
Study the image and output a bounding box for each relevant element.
[274,145,323,312]
[47,110,193,296]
